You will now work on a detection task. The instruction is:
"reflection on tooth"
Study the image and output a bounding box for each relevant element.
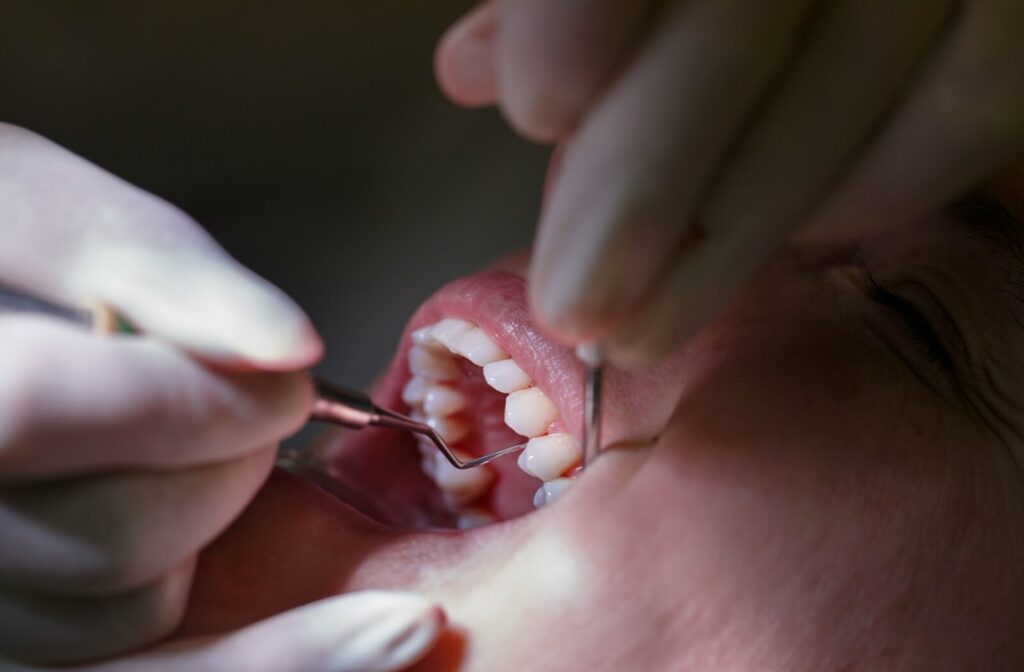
[504,387,559,438]
[411,325,436,347]
[431,318,475,349]
[423,384,467,416]
[542,478,574,505]
[408,345,460,381]
[450,327,509,366]
[483,358,533,393]
[433,454,494,504]
[401,376,430,406]
[456,507,495,529]
[425,415,469,444]
[533,486,547,508]
[517,433,581,481]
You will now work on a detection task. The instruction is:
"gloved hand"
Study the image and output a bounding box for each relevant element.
[5,591,445,672]
[436,0,1024,367]
[0,124,445,670]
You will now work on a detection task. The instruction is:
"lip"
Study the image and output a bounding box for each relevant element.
[322,269,585,525]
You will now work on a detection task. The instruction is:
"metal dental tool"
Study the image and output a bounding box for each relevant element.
[309,379,524,469]
[0,282,524,470]
[576,342,603,468]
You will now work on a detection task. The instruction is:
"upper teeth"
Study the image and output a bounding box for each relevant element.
[483,359,532,393]
[517,433,582,482]
[404,318,578,516]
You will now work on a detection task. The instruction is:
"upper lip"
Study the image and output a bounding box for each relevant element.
[372,269,584,438]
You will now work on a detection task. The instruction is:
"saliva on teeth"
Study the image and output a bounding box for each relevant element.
[405,318,581,526]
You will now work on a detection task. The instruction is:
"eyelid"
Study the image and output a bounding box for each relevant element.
[887,281,968,362]
[866,274,965,382]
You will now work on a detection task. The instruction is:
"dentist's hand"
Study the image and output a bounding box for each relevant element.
[437,0,1024,367]
[0,124,444,670]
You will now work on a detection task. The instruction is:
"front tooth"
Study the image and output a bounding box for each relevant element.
[433,456,494,504]
[449,327,508,366]
[504,387,559,438]
[411,325,436,347]
[401,376,430,406]
[408,345,460,381]
[425,415,469,444]
[456,507,495,529]
[517,433,581,481]
[423,384,466,416]
[483,359,533,393]
[431,318,475,348]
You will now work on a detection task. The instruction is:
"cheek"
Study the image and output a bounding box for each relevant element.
[665,320,900,464]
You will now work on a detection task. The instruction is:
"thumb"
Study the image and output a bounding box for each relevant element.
[31,591,447,672]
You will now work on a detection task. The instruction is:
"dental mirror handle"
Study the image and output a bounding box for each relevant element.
[576,342,604,469]
[309,378,380,430]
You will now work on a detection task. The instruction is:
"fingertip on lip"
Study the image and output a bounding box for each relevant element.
[528,283,607,348]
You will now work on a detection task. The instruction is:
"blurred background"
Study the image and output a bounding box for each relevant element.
[0,0,548,387]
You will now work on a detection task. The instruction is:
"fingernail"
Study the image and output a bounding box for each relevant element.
[323,591,446,672]
[67,243,323,369]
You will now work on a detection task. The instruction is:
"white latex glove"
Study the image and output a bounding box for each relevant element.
[0,124,445,669]
[438,0,1024,368]
[4,591,446,672]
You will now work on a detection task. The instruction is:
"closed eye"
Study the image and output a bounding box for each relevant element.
[867,275,956,376]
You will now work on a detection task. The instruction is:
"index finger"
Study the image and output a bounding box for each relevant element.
[0,316,312,478]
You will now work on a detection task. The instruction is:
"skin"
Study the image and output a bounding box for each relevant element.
[172,168,1024,670]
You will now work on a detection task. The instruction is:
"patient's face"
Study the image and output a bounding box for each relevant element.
[178,174,1024,670]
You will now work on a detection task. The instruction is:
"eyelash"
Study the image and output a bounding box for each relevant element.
[867,276,956,374]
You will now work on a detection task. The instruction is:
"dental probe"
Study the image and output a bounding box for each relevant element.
[0,283,524,470]
[576,342,603,469]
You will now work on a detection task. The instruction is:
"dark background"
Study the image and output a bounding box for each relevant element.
[0,1,548,386]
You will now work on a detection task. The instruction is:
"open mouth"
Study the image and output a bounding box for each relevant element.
[318,269,586,530]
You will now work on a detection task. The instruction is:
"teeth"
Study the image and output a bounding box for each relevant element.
[533,477,575,508]
[430,318,475,349]
[406,317,583,524]
[504,387,558,438]
[423,384,466,416]
[425,415,469,444]
[401,376,430,406]
[456,507,495,529]
[408,345,460,382]
[410,325,436,347]
[449,327,509,366]
[433,452,495,504]
[420,451,441,478]
[516,433,581,481]
[483,359,533,393]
